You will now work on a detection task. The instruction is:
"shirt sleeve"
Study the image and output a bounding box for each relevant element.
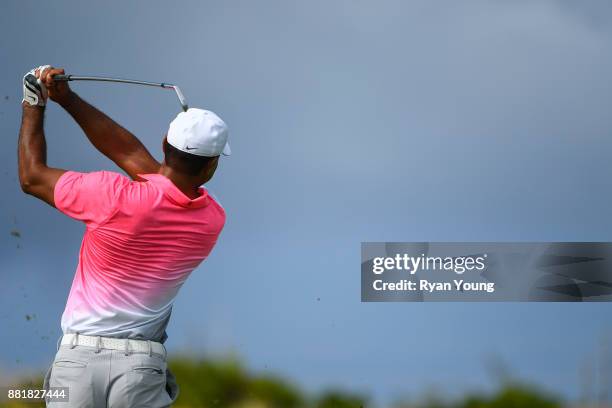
[54,171,130,227]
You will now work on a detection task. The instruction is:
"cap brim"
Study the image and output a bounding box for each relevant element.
[222,142,231,156]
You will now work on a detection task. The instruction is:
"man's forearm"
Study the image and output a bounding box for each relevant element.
[18,104,47,186]
[59,92,150,161]
[17,103,66,205]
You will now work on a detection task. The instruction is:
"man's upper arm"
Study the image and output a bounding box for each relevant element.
[58,92,161,180]
[53,170,131,226]
[118,150,161,180]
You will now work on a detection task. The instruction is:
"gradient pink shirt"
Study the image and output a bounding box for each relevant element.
[54,171,226,341]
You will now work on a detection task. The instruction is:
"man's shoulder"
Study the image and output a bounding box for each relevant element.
[64,169,129,181]
[206,188,223,209]
[57,170,132,191]
[96,170,131,180]
[203,188,226,229]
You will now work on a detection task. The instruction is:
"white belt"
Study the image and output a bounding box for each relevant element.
[61,334,166,356]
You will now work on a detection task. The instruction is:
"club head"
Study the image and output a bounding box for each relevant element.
[172,86,189,112]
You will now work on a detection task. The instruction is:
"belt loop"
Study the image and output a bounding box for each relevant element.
[95,336,102,354]
[124,339,130,356]
[70,333,79,349]
[147,340,152,357]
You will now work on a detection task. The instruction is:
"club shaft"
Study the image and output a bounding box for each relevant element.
[54,74,172,88]
[53,74,188,111]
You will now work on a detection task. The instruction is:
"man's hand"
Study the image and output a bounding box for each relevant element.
[22,65,50,107]
[38,66,74,106]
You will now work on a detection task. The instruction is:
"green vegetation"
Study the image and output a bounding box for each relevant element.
[0,357,561,408]
[394,385,560,408]
[168,357,306,407]
[458,386,560,408]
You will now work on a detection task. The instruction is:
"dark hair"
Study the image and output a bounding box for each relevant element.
[163,139,217,176]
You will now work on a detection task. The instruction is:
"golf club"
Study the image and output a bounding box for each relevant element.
[53,74,189,112]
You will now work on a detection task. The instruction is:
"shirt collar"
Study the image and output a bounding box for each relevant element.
[138,174,210,208]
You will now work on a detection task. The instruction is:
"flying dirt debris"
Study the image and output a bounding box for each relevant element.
[10,229,21,238]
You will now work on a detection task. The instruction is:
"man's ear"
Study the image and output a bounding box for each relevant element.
[162,135,169,162]
[200,156,219,183]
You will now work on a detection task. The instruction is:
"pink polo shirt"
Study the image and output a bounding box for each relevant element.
[54,171,226,341]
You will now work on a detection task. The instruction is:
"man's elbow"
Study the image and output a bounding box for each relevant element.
[19,163,45,194]
[19,170,40,195]
[20,176,35,194]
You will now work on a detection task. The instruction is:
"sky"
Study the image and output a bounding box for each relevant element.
[1,0,611,405]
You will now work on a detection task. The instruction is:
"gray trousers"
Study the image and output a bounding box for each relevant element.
[43,344,179,407]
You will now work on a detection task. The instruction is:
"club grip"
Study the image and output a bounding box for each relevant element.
[52,74,71,81]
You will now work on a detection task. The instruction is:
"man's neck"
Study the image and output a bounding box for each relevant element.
[157,165,202,199]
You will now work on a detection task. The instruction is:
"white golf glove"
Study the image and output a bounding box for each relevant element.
[22,65,51,106]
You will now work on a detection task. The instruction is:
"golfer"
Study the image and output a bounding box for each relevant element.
[19,65,229,407]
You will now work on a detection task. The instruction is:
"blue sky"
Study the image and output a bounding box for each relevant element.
[1,1,611,405]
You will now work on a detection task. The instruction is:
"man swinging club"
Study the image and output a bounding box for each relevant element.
[19,65,230,407]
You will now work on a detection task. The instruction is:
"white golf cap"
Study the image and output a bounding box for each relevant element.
[167,108,231,157]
